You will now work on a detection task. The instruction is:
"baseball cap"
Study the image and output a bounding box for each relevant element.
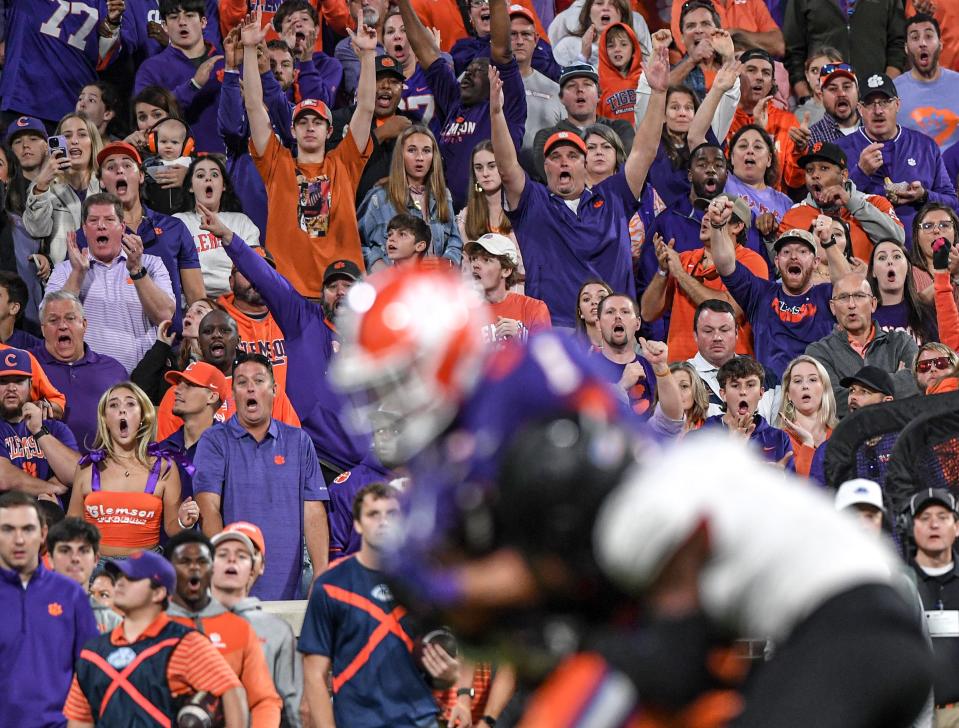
[840,365,895,397]
[820,62,857,88]
[164,361,229,401]
[909,488,958,517]
[211,529,256,557]
[559,63,599,89]
[292,98,333,125]
[5,116,46,143]
[375,55,405,81]
[323,259,362,287]
[835,478,885,513]
[773,228,818,256]
[739,47,774,68]
[0,348,32,378]
[96,141,142,168]
[543,130,587,157]
[105,550,177,595]
[798,141,847,170]
[859,73,898,101]
[465,233,519,266]
[508,3,536,23]
[221,521,266,557]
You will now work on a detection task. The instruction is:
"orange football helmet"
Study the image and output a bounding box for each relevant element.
[330,266,493,460]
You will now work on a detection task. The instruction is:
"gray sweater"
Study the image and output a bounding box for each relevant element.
[805,324,918,418]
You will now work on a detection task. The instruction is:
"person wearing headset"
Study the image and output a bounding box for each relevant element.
[142,117,196,215]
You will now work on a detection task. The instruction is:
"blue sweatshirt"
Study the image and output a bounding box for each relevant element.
[0,563,98,728]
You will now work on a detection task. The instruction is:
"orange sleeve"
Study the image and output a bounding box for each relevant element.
[272,391,301,428]
[749,0,779,33]
[62,675,94,723]
[866,195,904,229]
[740,249,770,279]
[318,0,352,35]
[241,623,283,728]
[330,129,374,185]
[218,0,249,39]
[411,0,466,52]
[670,1,685,54]
[28,352,67,412]
[168,632,243,698]
[155,388,182,441]
[934,271,959,351]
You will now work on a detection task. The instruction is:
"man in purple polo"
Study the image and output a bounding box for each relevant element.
[193,353,330,600]
[490,44,669,328]
[32,291,126,452]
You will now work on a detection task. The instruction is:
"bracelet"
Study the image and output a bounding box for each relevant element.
[653,367,669,377]
[709,221,726,229]
[190,78,202,90]
[481,717,497,728]
[820,237,836,249]
[177,517,189,529]
[656,269,668,277]
[130,267,148,281]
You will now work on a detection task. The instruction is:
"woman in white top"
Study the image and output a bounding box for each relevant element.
[174,155,260,297]
[549,0,649,68]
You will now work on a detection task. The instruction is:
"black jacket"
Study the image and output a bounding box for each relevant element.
[913,559,959,704]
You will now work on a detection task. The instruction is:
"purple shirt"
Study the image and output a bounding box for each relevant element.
[721,262,836,380]
[327,461,392,561]
[0,418,77,480]
[589,352,658,419]
[193,416,329,600]
[223,236,371,472]
[724,174,793,222]
[506,172,638,328]
[427,56,526,208]
[32,344,127,452]
[873,301,936,344]
[700,414,794,469]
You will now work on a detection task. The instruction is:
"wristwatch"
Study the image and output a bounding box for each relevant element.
[480,717,497,727]
[820,235,837,250]
[130,267,149,280]
[456,687,475,699]
[33,425,51,441]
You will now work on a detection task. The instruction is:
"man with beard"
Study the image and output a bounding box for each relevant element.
[713,199,850,380]
[837,73,958,248]
[396,0,526,208]
[164,530,282,727]
[781,142,905,261]
[155,309,300,439]
[810,62,863,145]
[334,0,389,96]
[202,205,371,482]
[0,348,78,497]
[895,14,959,152]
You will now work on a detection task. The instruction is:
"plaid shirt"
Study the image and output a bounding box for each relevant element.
[809,113,862,146]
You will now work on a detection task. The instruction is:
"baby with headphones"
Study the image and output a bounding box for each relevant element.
[143,117,195,214]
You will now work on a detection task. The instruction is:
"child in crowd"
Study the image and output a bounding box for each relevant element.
[385,213,431,266]
[142,116,194,214]
[598,23,643,120]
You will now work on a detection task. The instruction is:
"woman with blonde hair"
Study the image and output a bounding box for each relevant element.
[67,382,196,559]
[23,112,104,281]
[358,123,462,271]
[776,355,838,477]
[667,361,709,432]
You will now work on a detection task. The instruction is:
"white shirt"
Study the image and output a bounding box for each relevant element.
[173,211,261,297]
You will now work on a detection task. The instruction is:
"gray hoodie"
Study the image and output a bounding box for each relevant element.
[231,596,303,728]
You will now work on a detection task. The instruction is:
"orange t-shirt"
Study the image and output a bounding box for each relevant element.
[780,198,903,262]
[63,613,242,723]
[218,294,288,395]
[488,292,552,335]
[411,0,547,51]
[671,0,779,54]
[83,490,164,549]
[155,376,301,441]
[728,106,803,191]
[0,344,67,413]
[665,245,768,361]
[252,131,372,298]
[169,610,282,728]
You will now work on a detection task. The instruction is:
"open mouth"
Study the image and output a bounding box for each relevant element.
[57,333,72,347]
[95,234,109,245]
[751,84,765,94]
[204,184,214,198]
[600,12,610,23]
[224,565,239,576]
[702,176,719,194]
[736,399,750,416]
[393,42,406,56]
[786,263,802,276]
[209,341,225,356]
[118,417,129,437]
[188,575,202,588]
[612,323,625,335]
[387,244,397,253]
[809,182,823,195]
[69,148,82,159]
[295,31,306,44]
[480,9,490,22]
[558,171,572,184]
[919,51,930,65]
[743,157,756,168]
[800,393,812,403]
[115,180,128,196]
[886,269,897,282]
[244,397,259,413]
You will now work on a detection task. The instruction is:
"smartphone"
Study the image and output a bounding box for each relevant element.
[48,135,68,159]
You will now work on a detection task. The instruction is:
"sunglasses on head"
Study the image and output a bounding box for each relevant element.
[820,62,854,77]
[916,356,953,373]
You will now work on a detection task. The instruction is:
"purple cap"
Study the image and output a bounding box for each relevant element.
[5,116,46,143]
[105,550,177,595]
[0,348,32,378]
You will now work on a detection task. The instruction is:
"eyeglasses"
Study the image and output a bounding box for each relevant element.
[860,97,896,110]
[919,220,955,231]
[916,356,953,373]
[819,62,854,78]
[469,0,489,6]
[831,292,873,303]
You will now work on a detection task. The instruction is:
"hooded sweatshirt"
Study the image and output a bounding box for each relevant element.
[168,597,282,727]
[230,596,303,728]
[598,23,643,121]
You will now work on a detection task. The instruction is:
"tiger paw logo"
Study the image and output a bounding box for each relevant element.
[48,602,63,617]
[274,455,285,465]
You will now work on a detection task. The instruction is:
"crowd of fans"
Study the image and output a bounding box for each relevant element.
[0,0,958,724]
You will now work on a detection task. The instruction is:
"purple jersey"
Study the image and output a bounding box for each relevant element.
[400,63,440,134]
[0,0,116,121]
[327,461,392,560]
[0,419,78,483]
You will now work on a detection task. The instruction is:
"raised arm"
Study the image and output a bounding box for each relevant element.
[348,23,378,151]
[395,0,441,70]
[624,44,669,198]
[812,214,851,284]
[240,10,273,157]
[489,65,526,208]
[708,197,738,276]
[641,338,682,421]
[688,58,740,150]
[489,0,512,65]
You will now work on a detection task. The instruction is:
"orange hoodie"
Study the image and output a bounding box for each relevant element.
[598,23,643,121]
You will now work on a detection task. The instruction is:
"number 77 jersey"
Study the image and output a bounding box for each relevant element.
[0,0,119,123]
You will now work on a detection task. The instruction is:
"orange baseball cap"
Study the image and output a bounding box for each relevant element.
[508,4,536,23]
[164,361,229,401]
[96,141,142,168]
[292,98,333,125]
[221,521,266,558]
[543,130,587,157]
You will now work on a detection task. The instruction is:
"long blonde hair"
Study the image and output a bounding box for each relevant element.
[92,382,157,465]
[669,361,709,428]
[56,112,104,181]
[777,355,838,432]
[387,124,450,223]
[464,140,512,242]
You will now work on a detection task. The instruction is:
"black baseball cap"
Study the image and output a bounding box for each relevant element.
[375,55,405,81]
[323,259,362,287]
[859,73,898,101]
[739,48,774,68]
[798,142,847,170]
[559,63,599,89]
[910,488,958,517]
[840,365,895,397]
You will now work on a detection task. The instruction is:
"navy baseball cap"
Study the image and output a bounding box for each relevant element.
[5,116,46,143]
[323,259,362,286]
[105,550,177,595]
[0,348,32,378]
[559,63,599,88]
[375,55,405,81]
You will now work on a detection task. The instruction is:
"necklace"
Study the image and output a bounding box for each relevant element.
[114,455,138,478]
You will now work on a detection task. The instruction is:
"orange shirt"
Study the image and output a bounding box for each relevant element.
[411,0,547,52]
[0,344,67,413]
[218,0,352,53]
[252,131,371,298]
[169,609,282,728]
[665,245,768,361]
[218,294,288,395]
[671,0,779,54]
[788,428,832,477]
[907,0,959,72]
[488,292,552,334]
[728,106,803,190]
[83,490,164,549]
[780,198,903,262]
[155,376,301,440]
[63,612,242,723]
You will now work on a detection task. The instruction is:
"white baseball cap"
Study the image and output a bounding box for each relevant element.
[835,478,885,513]
[466,233,519,266]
